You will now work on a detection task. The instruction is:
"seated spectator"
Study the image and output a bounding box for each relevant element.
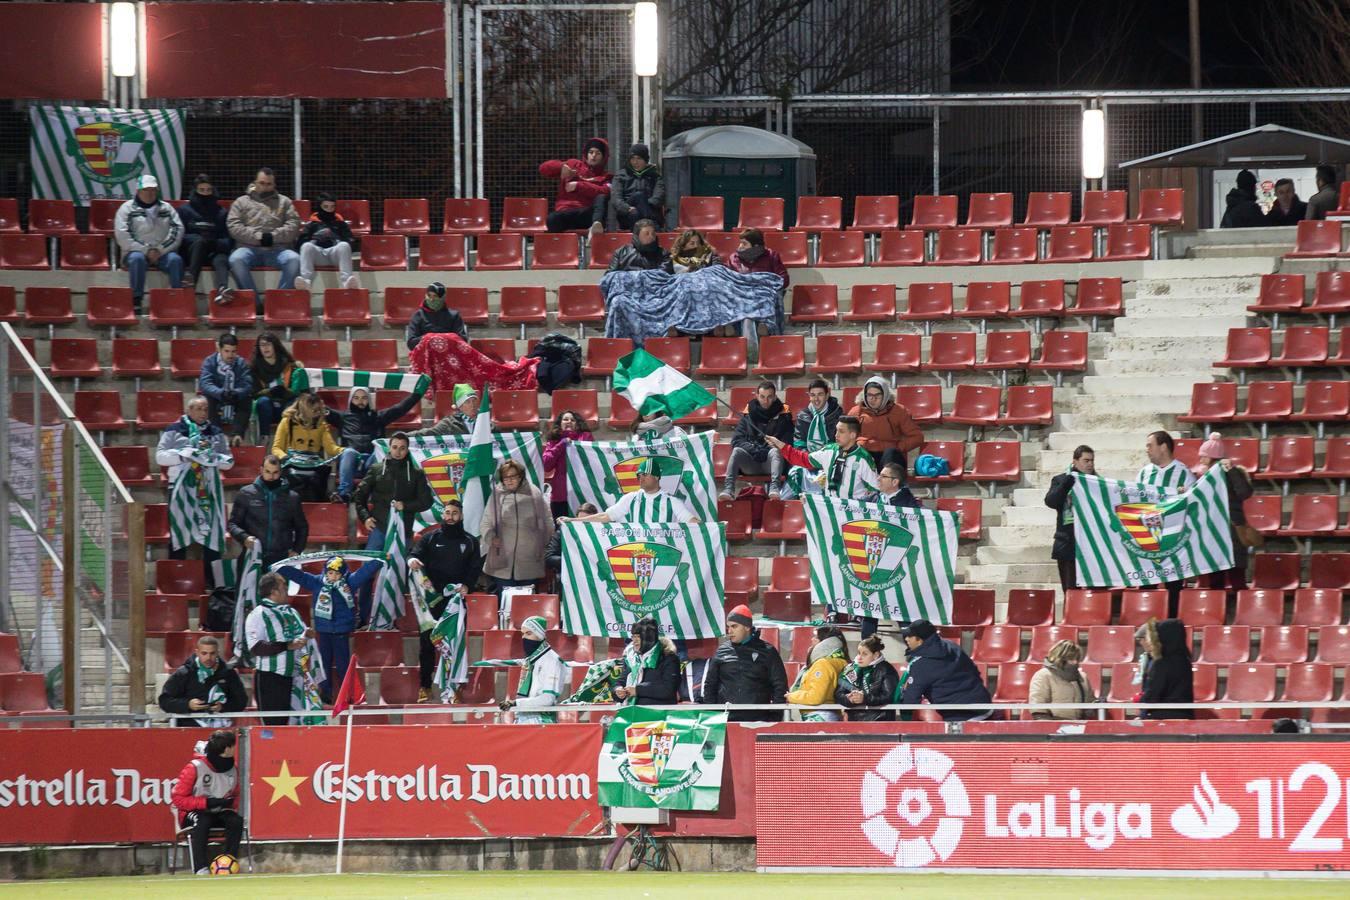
[606,219,667,272]
[405,282,467,351]
[227,167,301,305]
[611,143,664,231]
[664,229,721,274]
[542,409,594,519]
[699,604,788,722]
[351,431,434,621]
[499,615,568,724]
[873,461,921,509]
[782,379,841,500]
[632,409,687,443]
[410,499,483,701]
[328,386,422,504]
[1305,164,1340,220]
[612,617,681,705]
[1197,432,1252,591]
[1264,177,1307,225]
[114,174,183,312]
[850,376,923,471]
[1140,617,1194,720]
[785,625,850,722]
[170,729,242,875]
[1028,639,1095,720]
[480,461,555,595]
[228,456,308,569]
[156,395,233,586]
[544,502,597,576]
[271,392,341,501]
[836,635,901,722]
[721,381,793,500]
[725,228,788,335]
[177,174,233,304]
[295,192,358,291]
[539,138,612,240]
[899,619,992,721]
[197,333,253,441]
[249,332,302,447]
[409,383,477,438]
[158,635,247,728]
[1220,169,1265,228]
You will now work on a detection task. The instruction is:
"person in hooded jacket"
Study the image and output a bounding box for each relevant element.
[725,228,789,335]
[611,143,665,230]
[721,380,794,500]
[171,729,242,875]
[613,617,682,705]
[1220,169,1266,228]
[786,625,850,721]
[410,383,478,438]
[500,615,569,724]
[410,500,483,700]
[352,432,434,622]
[227,455,308,568]
[899,619,992,721]
[1140,617,1194,719]
[328,386,422,503]
[539,137,612,240]
[249,332,303,447]
[606,219,668,272]
[405,282,468,351]
[850,375,924,471]
[296,191,359,290]
[277,555,382,700]
[699,604,788,722]
[836,635,901,722]
[176,174,233,304]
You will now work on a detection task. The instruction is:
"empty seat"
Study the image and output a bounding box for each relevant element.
[1248,273,1306,322]
[441,198,491,235]
[1029,330,1088,376]
[964,193,1013,229]
[750,335,806,377]
[1291,382,1350,428]
[1279,663,1334,707]
[382,287,424,326]
[500,198,548,235]
[0,234,48,269]
[789,284,839,325]
[1252,553,1302,591]
[1255,626,1308,664]
[851,195,900,231]
[951,588,995,628]
[1233,380,1293,424]
[1062,589,1112,627]
[972,624,1022,664]
[508,594,560,630]
[262,289,312,330]
[0,198,17,233]
[1256,435,1315,481]
[874,229,925,266]
[678,196,724,231]
[843,284,897,325]
[1071,277,1124,322]
[157,559,207,596]
[894,384,942,424]
[352,630,404,667]
[1013,279,1066,320]
[587,232,630,269]
[1242,495,1283,535]
[1217,664,1276,716]
[168,338,216,378]
[791,196,842,232]
[383,198,430,235]
[581,338,632,377]
[923,332,976,375]
[1005,588,1055,626]
[304,502,350,545]
[907,195,958,230]
[498,286,548,331]
[945,384,1000,427]
[470,338,516,362]
[50,338,102,379]
[965,440,1022,485]
[1177,382,1237,425]
[811,334,863,378]
[1023,192,1072,228]
[136,390,184,431]
[999,384,1055,429]
[1100,223,1152,261]
[990,662,1041,703]
[1309,270,1350,316]
[815,230,866,267]
[738,197,785,231]
[1316,626,1350,664]
[27,198,78,235]
[1085,625,1136,664]
[557,284,606,329]
[416,234,467,270]
[1131,188,1184,226]
[23,287,74,325]
[976,331,1032,374]
[58,235,110,270]
[0,672,52,713]
[1271,326,1330,369]
[1279,494,1340,537]
[74,391,129,432]
[103,446,155,486]
[322,289,372,328]
[1077,190,1128,226]
[987,226,1039,264]
[956,281,1011,321]
[86,286,138,329]
[1285,220,1342,258]
[934,496,982,540]
[1196,625,1251,665]
[1118,589,1170,626]
[1312,437,1350,478]
[866,333,922,377]
[0,286,16,323]
[1292,588,1341,627]
[357,235,408,270]
[764,231,810,267]
[349,339,399,373]
[900,282,954,323]
[474,234,525,270]
[694,336,748,378]
[531,233,581,270]
[932,227,983,265]
[1045,226,1094,262]
[335,199,371,234]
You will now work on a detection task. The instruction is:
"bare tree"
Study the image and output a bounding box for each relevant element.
[1243,0,1350,137]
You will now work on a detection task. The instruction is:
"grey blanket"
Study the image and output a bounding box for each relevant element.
[601,265,783,347]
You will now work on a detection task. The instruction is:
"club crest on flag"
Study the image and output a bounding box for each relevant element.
[603,541,687,614]
[422,452,467,505]
[68,122,150,185]
[610,455,684,494]
[623,721,678,785]
[1113,500,1188,559]
[834,519,916,593]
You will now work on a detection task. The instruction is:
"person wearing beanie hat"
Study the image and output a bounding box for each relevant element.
[699,604,788,722]
[560,454,699,525]
[612,616,681,706]
[276,554,382,701]
[899,618,991,721]
[330,385,423,503]
[409,383,479,438]
[612,142,665,231]
[1220,169,1265,229]
[114,170,185,311]
[406,281,468,351]
[538,137,612,240]
[1197,432,1254,591]
[500,614,568,724]
[296,191,358,291]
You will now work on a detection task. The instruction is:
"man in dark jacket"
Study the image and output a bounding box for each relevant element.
[1305,164,1340,220]
[612,617,681,705]
[874,462,922,509]
[699,604,788,722]
[405,282,468,350]
[899,620,992,721]
[611,144,665,230]
[352,432,434,622]
[1141,617,1194,719]
[296,192,358,291]
[1265,178,1307,225]
[1220,170,1265,228]
[197,333,254,439]
[606,219,667,272]
[328,387,422,503]
[721,381,794,500]
[177,174,233,304]
[408,499,484,699]
[1044,444,1095,592]
[227,455,308,568]
[157,635,247,726]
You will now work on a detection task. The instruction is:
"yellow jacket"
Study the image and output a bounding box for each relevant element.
[271,415,341,461]
[786,655,848,706]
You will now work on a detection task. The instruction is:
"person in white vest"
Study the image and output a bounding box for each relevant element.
[170,729,241,874]
[499,615,567,724]
[558,457,700,524]
[244,572,310,724]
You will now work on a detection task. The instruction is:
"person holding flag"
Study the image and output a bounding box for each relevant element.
[276,556,382,702]
[156,395,234,589]
[244,572,312,724]
[612,617,682,705]
[352,432,434,623]
[499,616,568,724]
[764,415,877,500]
[409,574,469,704]
[781,379,842,500]
[559,456,700,524]
[409,500,482,701]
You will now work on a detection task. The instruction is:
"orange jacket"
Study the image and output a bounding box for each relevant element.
[848,388,923,455]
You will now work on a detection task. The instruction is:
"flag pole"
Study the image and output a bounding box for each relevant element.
[335,708,354,874]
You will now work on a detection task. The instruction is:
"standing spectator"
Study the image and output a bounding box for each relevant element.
[1138,430,1195,616]
[170,730,242,875]
[156,396,233,584]
[784,625,850,722]
[606,219,667,272]
[113,174,183,313]
[612,617,681,706]
[873,462,921,509]
[295,192,358,291]
[611,143,664,231]
[227,167,302,305]
[699,604,788,722]
[244,572,311,723]
[228,455,308,569]
[1305,164,1340,220]
[1045,444,1096,593]
[1196,432,1253,591]
[1140,617,1194,720]
[177,174,233,304]
[329,387,422,504]
[898,619,992,721]
[404,282,468,351]
[782,379,841,500]
[542,409,593,518]
[1028,640,1095,720]
[409,383,477,438]
[725,228,788,336]
[850,376,923,472]
[158,636,247,727]
[479,460,554,595]
[1264,178,1307,225]
[721,381,794,500]
[767,416,878,502]
[631,408,687,443]
[271,392,342,501]
[835,635,901,722]
[1219,169,1265,228]
[409,500,482,701]
[197,333,253,441]
[276,556,381,701]
[562,457,699,524]
[664,229,721,274]
[498,615,568,724]
[352,432,434,623]
[539,137,612,240]
[249,332,303,447]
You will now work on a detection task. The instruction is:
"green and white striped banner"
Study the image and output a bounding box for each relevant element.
[803,494,957,623]
[369,502,408,631]
[30,105,186,205]
[1072,464,1233,588]
[290,368,431,398]
[597,706,727,811]
[560,521,727,639]
[166,451,229,554]
[566,431,717,521]
[231,542,264,668]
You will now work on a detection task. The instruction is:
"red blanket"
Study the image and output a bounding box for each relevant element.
[408,332,539,392]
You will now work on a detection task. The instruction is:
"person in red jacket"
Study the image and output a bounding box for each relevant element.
[539,138,612,239]
[171,729,243,874]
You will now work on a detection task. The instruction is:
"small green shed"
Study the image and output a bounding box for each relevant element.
[662,125,817,229]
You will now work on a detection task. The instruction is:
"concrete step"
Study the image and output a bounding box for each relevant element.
[1080,374,1201,401]
[966,562,1061,583]
[1105,334,1230,359]
[1088,358,1216,378]
[1003,506,1056,529]
[1123,296,1255,319]
[975,544,1053,565]
[983,524,1054,547]
[1134,275,1265,299]
[1112,315,1249,338]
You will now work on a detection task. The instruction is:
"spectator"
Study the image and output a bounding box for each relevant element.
[228,455,308,568]
[171,730,242,875]
[1139,617,1194,720]
[539,137,612,240]
[767,416,878,502]
[699,604,788,722]
[725,228,788,335]
[561,457,699,524]
[1028,639,1095,720]
[1305,164,1340,220]
[499,615,568,723]
[158,636,247,727]
[542,409,594,519]
[1219,169,1265,228]
[405,282,468,351]
[1138,430,1194,616]
[177,174,233,304]
[197,333,253,441]
[276,556,381,701]
[249,332,302,447]
[1045,444,1096,593]
[271,392,341,501]
[409,383,477,438]
[664,229,721,274]
[544,502,597,576]
[156,395,233,585]
[873,461,921,509]
[295,192,358,291]
[631,408,687,443]
[850,376,923,472]
[244,572,311,723]
[835,635,901,722]
[721,380,794,500]
[612,617,681,705]
[898,619,992,721]
[352,431,434,622]
[611,143,664,231]
[329,387,422,504]
[409,500,483,702]
[784,625,850,722]
[1264,177,1307,225]
[226,167,302,305]
[113,174,183,312]
[606,219,667,272]
[479,460,555,595]
[781,379,841,500]
[1196,432,1253,591]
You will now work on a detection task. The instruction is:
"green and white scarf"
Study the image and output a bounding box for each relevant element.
[193,658,231,728]
[369,502,408,630]
[804,405,832,450]
[290,367,431,398]
[290,635,327,725]
[166,417,229,553]
[621,640,662,705]
[251,599,306,677]
[231,541,264,668]
[562,658,625,704]
[314,576,355,623]
[410,573,468,701]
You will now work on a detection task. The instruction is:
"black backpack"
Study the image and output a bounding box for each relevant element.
[528,333,583,394]
[203,587,236,633]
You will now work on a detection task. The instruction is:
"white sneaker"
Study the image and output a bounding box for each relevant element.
[588,221,605,242]
[212,287,234,305]
[718,490,733,502]
[294,276,311,291]
[767,487,781,501]
[342,273,361,290]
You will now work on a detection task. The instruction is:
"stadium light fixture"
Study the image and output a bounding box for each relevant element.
[110,2,138,78]
[1081,107,1105,181]
[633,2,658,77]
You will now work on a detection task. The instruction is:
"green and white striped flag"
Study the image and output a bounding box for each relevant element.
[613,348,716,420]
[803,494,957,623]
[291,636,327,725]
[459,390,495,538]
[410,575,468,700]
[290,368,431,398]
[566,431,717,520]
[597,706,727,811]
[166,452,229,553]
[30,105,185,205]
[560,521,727,639]
[1072,464,1233,588]
[369,502,408,631]
[231,541,264,667]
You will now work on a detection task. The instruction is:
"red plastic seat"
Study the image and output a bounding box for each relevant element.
[722,556,760,607]
[382,287,423,326]
[28,198,78,236]
[136,390,184,431]
[1216,663,1276,716]
[1242,495,1283,535]
[470,338,517,362]
[923,332,976,374]
[1280,494,1341,536]
[351,630,404,668]
[442,198,491,235]
[1279,663,1334,707]
[893,384,942,424]
[1118,589,1170,626]
[23,287,74,325]
[481,628,524,661]
[87,202,130,242]
[1256,626,1308,664]
[223,445,264,486]
[1045,225,1095,262]
[811,334,863,378]
[335,200,371,235]
[104,446,154,486]
[1286,220,1343,259]
[417,234,466,270]
[1217,329,1274,373]
[678,197,724,231]
[49,340,104,383]
[814,230,865,267]
[203,289,253,329]
[434,286,485,327]
[998,384,1053,428]
[1256,435,1315,481]
[302,501,350,546]
[581,338,632,377]
[1071,277,1125,321]
[945,384,1000,426]
[463,593,500,633]
[851,195,900,231]
[1178,589,1227,626]
[1013,280,1066,319]
[932,227,983,265]
[951,588,995,628]
[357,235,407,271]
[976,331,1032,373]
[74,391,129,432]
[790,284,839,325]
[1030,330,1088,374]
[750,335,806,377]
[0,672,52,712]
[557,284,606,329]
[549,389,600,430]
[58,235,110,270]
[987,226,1039,264]
[1077,190,1127,226]
[762,590,812,622]
[956,282,1010,321]
[587,232,630,269]
[1062,589,1112,627]
[901,282,954,322]
[498,286,548,330]
[1233,381,1293,423]
[0,234,48,269]
[874,229,925,266]
[791,196,842,232]
[322,288,372,328]
[1023,192,1072,228]
[474,234,525,270]
[1131,188,1184,226]
[972,625,1021,664]
[1028,624,1081,662]
[1271,326,1329,368]
[1005,588,1055,627]
[0,286,15,323]
[500,198,548,235]
[0,198,18,233]
[965,440,1022,485]
[694,336,747,379]
[990,662,1041,703]
[157,559,207,596]
[1309,271,1350,316]
[934,497,982,540]
[964,193,1013,229]
[865,333,922,377]
[1249,274,1306,320]
[350,339,399,373]
[1099,223,1152,261]
[738,197,785,231]
[85,286,137,329]
[907,195,958,230]
[1177,382,1237,424]
[1252,553,1302,591]
[1196,625,1251,664]
[145,591,187,630]
[844,284,897,325]
[375,391,422,429]
[263,289,312,329]
[1312,437,1350,479]
[1316,626,1350,664]
[1085,625,1136,665]
[383,198,430,236]
[1292,588,1341,627]
[531,233,581,270]
[168,338,216,378]
[288,338,340,373]
[1292,382,1350,427]
[908,440,965,483]
[507,594,559,631]
[642,336,690,373]
[605,392,637,430]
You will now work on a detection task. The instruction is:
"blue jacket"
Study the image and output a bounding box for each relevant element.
[900,633,991,721]
[278,560,382,634]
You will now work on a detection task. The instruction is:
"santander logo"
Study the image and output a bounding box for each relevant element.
[1169,772,1240,840]
[860,744,970,868]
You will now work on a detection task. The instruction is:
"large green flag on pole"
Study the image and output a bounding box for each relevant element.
[597,706,727,811]
[459,389,496,538]
[565,431,717,520]
[30,105,186,205]
[612,348,715,420]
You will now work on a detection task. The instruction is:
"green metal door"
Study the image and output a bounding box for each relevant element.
[691,157,799,228]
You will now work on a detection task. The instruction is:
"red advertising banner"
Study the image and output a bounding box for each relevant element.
[247,724,604,839]
[756,737,1350,871]
[0,728,211,845]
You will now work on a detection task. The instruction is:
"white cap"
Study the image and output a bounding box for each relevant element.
[137,175,159,190]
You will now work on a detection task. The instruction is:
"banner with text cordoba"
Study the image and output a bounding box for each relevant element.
[598,706,726,810]
[30,106,186,205]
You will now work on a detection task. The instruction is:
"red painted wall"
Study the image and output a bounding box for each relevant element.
[0,4,105,100]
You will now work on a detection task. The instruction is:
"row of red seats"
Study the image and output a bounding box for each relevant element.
[1215,326,1350,372]
[1247,272,1350,324]
[0,197,360,237]
[1179,381,1349,428]
[1171,434,1350,481]
[0,671,54,717]
[789,279,1121,326]
[1245,494,1350,537]
[1284,220,1350,259]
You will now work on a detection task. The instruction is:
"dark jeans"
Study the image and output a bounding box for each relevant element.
[282,464,330,502]
[1057,557,1076,594]
[547,194,607,231]
[868,449,908,473]
[317,630,351,701]
[616,197,661,230]
[184,236,231,292]
[184,808,243,872]
[1165,580,1184,618]
[860,616,878,639]
[253,396,288,443]
[418,597,448,689]
[253,670,293,724]
[550,500,571,520]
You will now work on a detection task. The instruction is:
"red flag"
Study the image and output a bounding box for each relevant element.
[331,655,366,717]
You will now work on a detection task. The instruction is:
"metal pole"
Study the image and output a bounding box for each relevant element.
[62,429,76,715]
[0,339,9,636]
[449,0,461,199]
[931,106,940,194]
[1189,0,1202,143]
[335,710,355,873]
[103,479,111,715]
[642,77,652,146]
[462,4,474,200]
[128,501,145,715]
[475,8,484,198]
[292,99,303,200]
[1249,100,1257,129]
[632,70,640,154]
